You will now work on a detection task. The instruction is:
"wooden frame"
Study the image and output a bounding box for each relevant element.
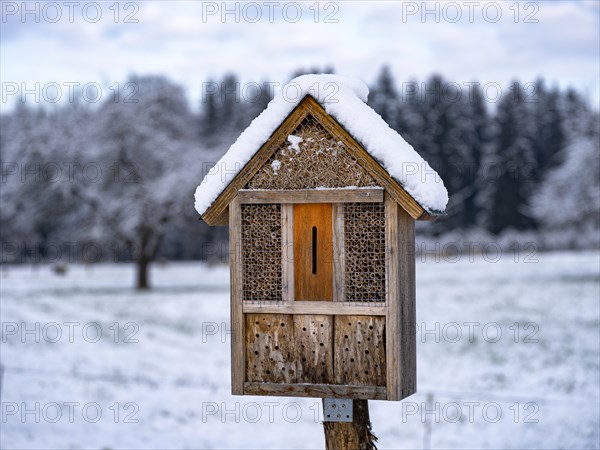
[243,301,385,316]
[244,382,386,400]
[238,188,383,204]
[225,104,420,401]
[384,193,416,400]
[230,193,416,401]
[281,204,294,304]
[229,196,244,395]
[332,204,345,303]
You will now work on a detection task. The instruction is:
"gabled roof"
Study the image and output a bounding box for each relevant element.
[195,75,448,225]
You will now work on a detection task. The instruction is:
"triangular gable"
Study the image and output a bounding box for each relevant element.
[201,95,435,225]
[246,113,378,190]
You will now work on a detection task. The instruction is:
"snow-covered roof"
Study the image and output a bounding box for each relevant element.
[194,74,448,216]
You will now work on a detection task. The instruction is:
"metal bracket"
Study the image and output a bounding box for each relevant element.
[323,398,353,422]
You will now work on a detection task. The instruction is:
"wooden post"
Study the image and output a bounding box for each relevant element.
[322,399,378,450]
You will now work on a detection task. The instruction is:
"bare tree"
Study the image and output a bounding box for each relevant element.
[76,75,195,289]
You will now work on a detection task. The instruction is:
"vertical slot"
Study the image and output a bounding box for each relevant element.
[312,226,317,275]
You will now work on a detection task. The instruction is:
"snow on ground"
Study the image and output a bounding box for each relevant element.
[1,252,599,449]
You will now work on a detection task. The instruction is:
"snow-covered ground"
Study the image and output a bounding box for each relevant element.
[1,252,599,449]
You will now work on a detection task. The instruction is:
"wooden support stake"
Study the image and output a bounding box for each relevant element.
[322,399,378,450]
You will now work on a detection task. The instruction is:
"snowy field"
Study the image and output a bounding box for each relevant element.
[1,252,599,449]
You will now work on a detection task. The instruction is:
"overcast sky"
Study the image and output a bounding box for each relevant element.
[1,0,599,110]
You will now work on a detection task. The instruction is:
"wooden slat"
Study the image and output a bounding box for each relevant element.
[201,101,309,225]
[229,196,244,395]
[385,194,400,400]
[245,314,296,383]
[294,203,333,301]
[384,193,417,401]
[244,382,387,400]
[334,316,387,387]
[281,204,294,303]
[302,96,430,220]
[294,315,334,384]
[238,188,383,204]
[332,204,345,303]
[398,205,417,399]
[243,301,386,316]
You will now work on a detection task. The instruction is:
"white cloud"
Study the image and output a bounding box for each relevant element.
[1,0,598,110]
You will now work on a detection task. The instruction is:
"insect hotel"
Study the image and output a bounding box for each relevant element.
[195,75,447,403]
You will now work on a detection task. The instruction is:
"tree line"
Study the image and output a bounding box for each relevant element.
[1,67,598,287]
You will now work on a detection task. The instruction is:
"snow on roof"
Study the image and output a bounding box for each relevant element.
[194,74,448,215]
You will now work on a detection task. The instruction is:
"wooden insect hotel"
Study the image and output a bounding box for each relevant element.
[195,75,447,402]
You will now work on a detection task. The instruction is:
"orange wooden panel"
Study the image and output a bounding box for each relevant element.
[294,203,333,301]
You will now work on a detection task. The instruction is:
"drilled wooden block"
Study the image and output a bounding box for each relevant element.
[334,316,386,387]
[294,315,334,384]
[245,314,295,383]
[246,115,379,190]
